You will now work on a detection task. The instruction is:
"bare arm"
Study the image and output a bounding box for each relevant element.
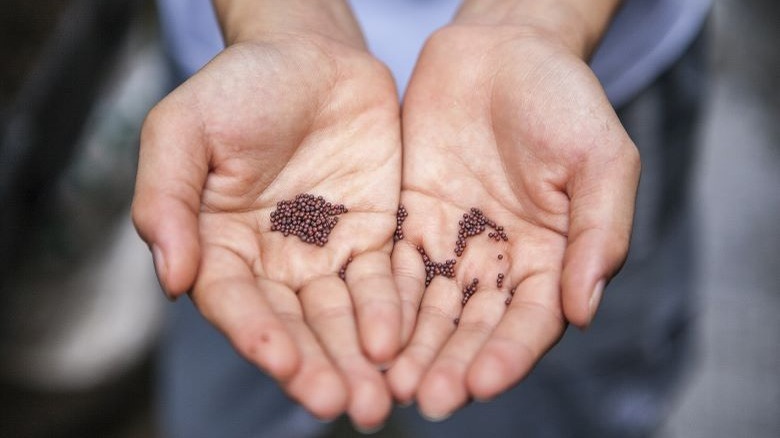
[456,0,622,58]
[212,0,365,46]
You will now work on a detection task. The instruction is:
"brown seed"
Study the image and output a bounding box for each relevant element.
[338,256,353,281]
[453,208,509,256]
[418,245,457,287]
[394,204,408,242]
[270,193,347,246]
[461,277,480,306]
[498,254,503,260]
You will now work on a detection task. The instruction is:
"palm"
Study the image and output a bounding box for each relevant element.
[388,27,639,418]
[191,42,399,288]
[135,37,401,428]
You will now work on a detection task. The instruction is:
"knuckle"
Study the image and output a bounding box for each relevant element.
[457,319,495,336]
[418,303,455,321]
[308,304,353,326]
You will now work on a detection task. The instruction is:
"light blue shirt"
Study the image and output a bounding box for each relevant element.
[157,0,710,107]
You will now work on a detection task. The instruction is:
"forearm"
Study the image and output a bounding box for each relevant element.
[212,0,365,48]
[454,0,623,59]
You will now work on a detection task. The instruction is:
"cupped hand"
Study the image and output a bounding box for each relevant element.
[387,25,640,419]
[132,35,401,429]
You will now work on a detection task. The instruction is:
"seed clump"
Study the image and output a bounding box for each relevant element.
[418,246,456,287]
[488,226,508,242]
[394,204,408,242]
[270,193,348,246]
[461,278,479,306]
[454,208,508,257]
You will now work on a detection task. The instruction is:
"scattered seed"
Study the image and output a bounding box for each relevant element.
[270,193,347,246]
[453,317,460,326]
[506,285,517,306]
[338,256,353,281]
[498,254,503,260]
[496,273,504,289]
[394,204,408,242]
[417,245,456,286]
[461,277,479,306]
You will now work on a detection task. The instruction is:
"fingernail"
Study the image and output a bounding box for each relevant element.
[418,406,452,422]
[352,421,385,435]
[473,394,495,403]
[588,279,605,323]
[395,399,413,408]
[152,245,174,301]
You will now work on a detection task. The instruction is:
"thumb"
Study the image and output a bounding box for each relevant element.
[132,100,208,299]
[561,139,640,328]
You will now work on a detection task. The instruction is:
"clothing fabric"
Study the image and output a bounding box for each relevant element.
[155,1,710,437]
[157,0,711,106]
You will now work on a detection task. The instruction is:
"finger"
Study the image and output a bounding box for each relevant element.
[191,245,300,384]
[391,239,426,345]
[562,141,640,327]
[299,276,392,431]
[344,251,401,365]
[416,281,506,420]
[385,277,461,405]
[259,278,349,420]
[132,99,207,298]
[466,272,566,401]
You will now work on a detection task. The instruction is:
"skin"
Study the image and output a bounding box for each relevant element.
[133,0,640,430]
[132,0,401,430]
[387,0,639,420]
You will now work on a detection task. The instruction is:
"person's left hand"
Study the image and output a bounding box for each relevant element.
[387,24,640,419]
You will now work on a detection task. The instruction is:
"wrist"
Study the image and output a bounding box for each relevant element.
[212,0,365,48]
[453,0,622,59]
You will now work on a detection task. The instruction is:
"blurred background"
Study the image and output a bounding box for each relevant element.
[0,0,777,437]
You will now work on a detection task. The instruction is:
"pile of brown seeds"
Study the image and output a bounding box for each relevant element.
[461,278,479,305]
[269,193,348,246]
[454,208,508,256]
[394,204,408,242]
[338,256,353,281]
[417,246,456,286]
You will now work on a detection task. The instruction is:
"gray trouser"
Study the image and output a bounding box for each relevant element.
[157,31,707,438]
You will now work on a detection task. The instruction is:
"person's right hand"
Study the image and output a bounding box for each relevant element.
[131,4,402,428]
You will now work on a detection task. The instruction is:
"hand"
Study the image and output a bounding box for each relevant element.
[132,31,402,429]
[387,23,640,419]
